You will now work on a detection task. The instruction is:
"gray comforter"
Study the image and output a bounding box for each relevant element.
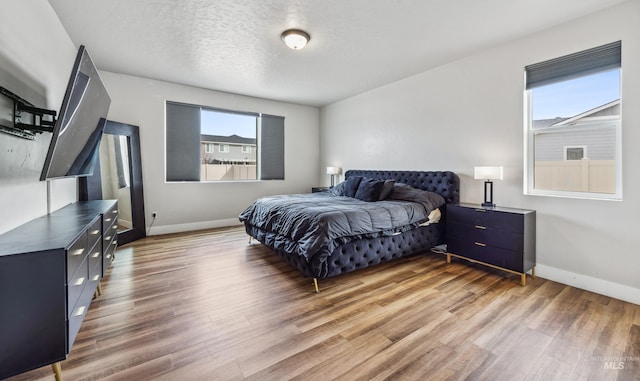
[239,183,445,263]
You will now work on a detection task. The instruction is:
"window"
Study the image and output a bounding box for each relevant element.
[165,102,284,182]
[525,41,621,199]
[564,146,586,161]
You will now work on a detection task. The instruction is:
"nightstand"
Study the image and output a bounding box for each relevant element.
[446,203,536,286]
[312,187,330,193]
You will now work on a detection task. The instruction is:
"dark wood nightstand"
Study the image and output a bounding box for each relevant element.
[446,203,536,286]
[312,187,330,193]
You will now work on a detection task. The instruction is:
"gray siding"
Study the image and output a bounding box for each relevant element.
[534,127,615,161]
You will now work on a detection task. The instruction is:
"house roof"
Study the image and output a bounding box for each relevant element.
[201,134,256,145]
[533,99,620,128]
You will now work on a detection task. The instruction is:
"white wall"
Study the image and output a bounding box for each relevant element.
[0,0,79,234]
[100,72,320,234]
[320,1,640,304]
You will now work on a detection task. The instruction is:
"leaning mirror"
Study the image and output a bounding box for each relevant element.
[79,120,146,245]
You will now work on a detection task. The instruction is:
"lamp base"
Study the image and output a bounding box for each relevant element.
[482,180,495,208]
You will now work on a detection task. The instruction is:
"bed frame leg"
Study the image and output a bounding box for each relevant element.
[313,278,319,293]
[248,236,252,244]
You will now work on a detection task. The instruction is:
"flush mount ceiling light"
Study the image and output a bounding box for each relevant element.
[281,29,310,50]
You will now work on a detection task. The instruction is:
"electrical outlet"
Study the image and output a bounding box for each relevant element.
[152,212,157,218]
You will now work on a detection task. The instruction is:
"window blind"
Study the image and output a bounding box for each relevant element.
[525,41,621,89]
[165,102,201,181]
[259,114,285,180]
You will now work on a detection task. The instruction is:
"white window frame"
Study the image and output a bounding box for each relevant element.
[524,41,622,201]
[525,96,622,201]
[204,143,214,153]
[218,144,229,153]
[242,145,252,153]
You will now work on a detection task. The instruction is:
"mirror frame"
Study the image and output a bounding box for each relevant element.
[79,120,146,245]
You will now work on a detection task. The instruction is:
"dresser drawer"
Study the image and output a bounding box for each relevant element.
[448,238,524,272]
[448,206,523,233]
[103,205,118,229]
[103,233,117,274]
[66,232,88,283]
[447,221,524,252]
[88,238,102,275]
[67,255,89,318]
[89,253,102,284]
[87,217,102,250]
[67,274,96,352]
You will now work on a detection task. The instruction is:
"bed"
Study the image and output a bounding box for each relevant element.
[239,170,460,291]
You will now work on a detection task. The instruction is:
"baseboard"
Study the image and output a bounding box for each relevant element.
[147,218,242,236]
[536,264,640,306]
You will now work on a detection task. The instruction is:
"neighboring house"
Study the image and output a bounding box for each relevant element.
[533,99,620,194]
[533,99,619,161]
[200,134,256,165]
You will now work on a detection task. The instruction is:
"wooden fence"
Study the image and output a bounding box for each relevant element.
[534,159,615,194]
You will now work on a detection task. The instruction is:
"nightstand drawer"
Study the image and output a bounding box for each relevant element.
[448,206,523,233]
[447,221,523,252]
[448,238,524,272]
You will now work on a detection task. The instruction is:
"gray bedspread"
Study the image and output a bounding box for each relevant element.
[239,183,445,263]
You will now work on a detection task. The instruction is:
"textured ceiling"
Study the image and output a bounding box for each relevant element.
[48,0,627,107]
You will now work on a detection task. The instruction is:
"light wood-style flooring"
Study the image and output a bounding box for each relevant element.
[7,226,640,381]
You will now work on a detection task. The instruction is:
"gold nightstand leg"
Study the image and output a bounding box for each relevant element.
[313,278,319,293]
[52,362,63,381]
[521,273,527,286]
[532,266,536,279]
[446,253,451,263]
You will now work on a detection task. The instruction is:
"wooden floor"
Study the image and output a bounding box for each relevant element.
[8,226,640,381]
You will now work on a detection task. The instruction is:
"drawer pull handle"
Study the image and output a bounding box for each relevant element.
[91,275,100,281]
[74,277,86,286]
[74,306,86,317]
[71,248,84,256]
[474,225,487,230]
[105,217,112,222]
[90,229,100,235]
[112,210,118,214]
[474,242,487,247]
[105,235,112,241]
[112,240,118,246]
[92,251,100,258]
[105,254,111,259]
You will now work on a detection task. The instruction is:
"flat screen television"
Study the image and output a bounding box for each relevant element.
[40,45,111,181]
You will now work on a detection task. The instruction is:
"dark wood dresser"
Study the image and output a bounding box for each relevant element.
[0,200,118,380]
[446,203,536,285]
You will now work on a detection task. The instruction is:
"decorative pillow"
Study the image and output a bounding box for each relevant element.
[355,177,386,202]
[329,181,347,196]
[377,180,396,201]
[343,176,363,198]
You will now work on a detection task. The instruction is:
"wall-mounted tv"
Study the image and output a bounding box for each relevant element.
[40,45,111,181]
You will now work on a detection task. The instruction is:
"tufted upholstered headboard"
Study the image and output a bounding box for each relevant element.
[344,170,460,204]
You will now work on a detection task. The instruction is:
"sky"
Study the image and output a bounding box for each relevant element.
[531,69,620,120]
[201,109,256,138]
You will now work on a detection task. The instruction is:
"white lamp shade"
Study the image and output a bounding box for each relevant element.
[326,166,342,175]
[474,166,503,180]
